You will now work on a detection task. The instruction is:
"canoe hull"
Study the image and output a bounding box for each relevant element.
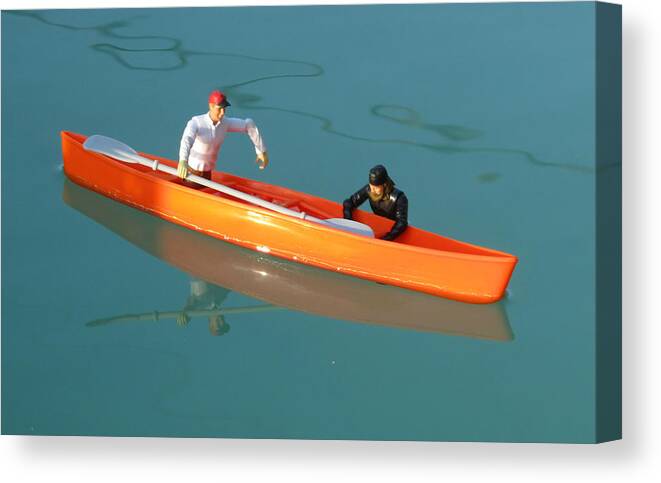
[61,131,517,303]
[63,179,513,340]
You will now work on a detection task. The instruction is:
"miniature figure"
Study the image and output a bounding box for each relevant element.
[177,90,268,184]
[343,165,409,241]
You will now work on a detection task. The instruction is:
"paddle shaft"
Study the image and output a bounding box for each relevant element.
[142,159,339,227]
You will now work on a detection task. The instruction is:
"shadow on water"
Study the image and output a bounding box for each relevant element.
[62,179,514,342]
[10,10,615,177]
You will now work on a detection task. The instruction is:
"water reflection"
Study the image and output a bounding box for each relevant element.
[176,280,231,334]
[368,105,598,174]
[63,179,514,341]
[9,11,323,76]
[9,10,605,176]
[87,279,282,337]
[372,105,483,142]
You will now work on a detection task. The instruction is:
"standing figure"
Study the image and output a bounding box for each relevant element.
[178,90,269,185]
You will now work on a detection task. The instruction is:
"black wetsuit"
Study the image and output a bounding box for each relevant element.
[343,185,409,241]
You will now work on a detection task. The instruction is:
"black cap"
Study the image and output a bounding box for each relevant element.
[369,165,389,186]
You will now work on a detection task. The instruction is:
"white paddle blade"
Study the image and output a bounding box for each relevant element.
[83,135,146,164]
[325,218,375,238]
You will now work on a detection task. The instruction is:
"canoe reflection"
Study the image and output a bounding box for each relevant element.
[63,180,513,341]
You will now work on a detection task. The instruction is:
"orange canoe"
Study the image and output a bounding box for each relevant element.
[61,131,517,303]
[63,179,513,340]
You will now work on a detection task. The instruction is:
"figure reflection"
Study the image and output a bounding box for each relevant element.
[178,279,231,336]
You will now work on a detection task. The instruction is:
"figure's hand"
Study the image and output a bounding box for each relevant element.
[177,160,189,180]
[342,200,353,220]
[256,152,269,170]
[176,312,190,327]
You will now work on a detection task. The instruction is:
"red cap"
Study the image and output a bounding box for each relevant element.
[208,90,230,107]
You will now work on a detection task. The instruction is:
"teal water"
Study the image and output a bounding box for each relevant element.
[2,3,603,442]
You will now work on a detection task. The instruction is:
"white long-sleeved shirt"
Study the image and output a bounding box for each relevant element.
[179,113,267,172]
